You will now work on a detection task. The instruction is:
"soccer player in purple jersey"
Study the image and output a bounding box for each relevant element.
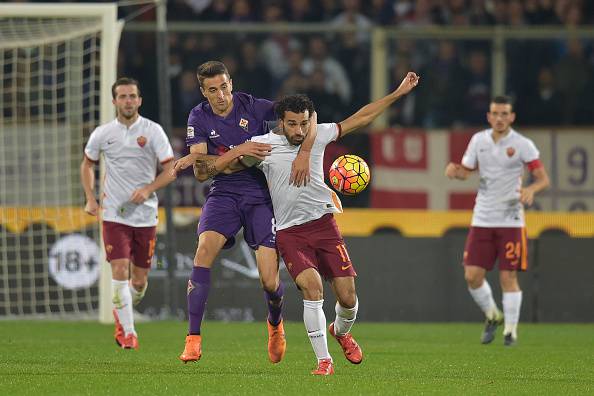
[172,61,316,364]
[195,73,420,375]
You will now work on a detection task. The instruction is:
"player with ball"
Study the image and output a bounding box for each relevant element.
[195,72,419,374]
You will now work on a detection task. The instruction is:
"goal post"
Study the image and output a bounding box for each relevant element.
[0,3,121,322]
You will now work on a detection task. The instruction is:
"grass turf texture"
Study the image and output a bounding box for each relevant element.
[1,321,593,395]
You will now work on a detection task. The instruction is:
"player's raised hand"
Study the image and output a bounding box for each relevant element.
[84,199,99,217]
[130,187,150,204]
[234,141,272,161]
[395,72,420,96]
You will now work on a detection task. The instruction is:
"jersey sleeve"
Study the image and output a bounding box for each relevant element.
[152,124,175,164]
[84,127,102,162]
[520,138,540,163]
[185,110,208,147]
[461,134,478,170]
[316,123,340,146]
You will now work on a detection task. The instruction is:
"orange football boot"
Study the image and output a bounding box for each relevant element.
[329,322,363,364]
[311,358,334,375]
[123,333,139,350]
[112,309,126,348]
[267,319,286,363]
[179,335,202,363]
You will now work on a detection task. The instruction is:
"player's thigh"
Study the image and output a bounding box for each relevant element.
[496,227,528,272]
[330,276,357,308]
[195,231,228,267]
[198,195,242,249]
[312,216,357,280]
[276,229,318,283]
[130,225,157,270]
[240,201,276,250]
[499,269,520,292]
[463,227,497,271]
[255,245,279,291]
[102,221,133,262]
[295,268,324,301]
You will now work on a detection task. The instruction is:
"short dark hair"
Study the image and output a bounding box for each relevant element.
[197,61,230,87]
[275,94,315,120]
[111,77,140,99]
[491,95,513,109]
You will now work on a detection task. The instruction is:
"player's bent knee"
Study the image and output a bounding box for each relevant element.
[302,288,323,301]
[130,278,147,291]
[260,277,279,293]
[337,293,357,309]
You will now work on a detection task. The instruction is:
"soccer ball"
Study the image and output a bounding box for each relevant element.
[328,155,371,195]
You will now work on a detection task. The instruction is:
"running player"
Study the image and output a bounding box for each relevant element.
[445,95,550,346]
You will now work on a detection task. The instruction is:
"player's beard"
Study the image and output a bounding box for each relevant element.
[119,107,137,120]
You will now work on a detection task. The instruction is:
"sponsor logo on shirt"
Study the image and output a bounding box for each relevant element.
[239,118,249,131]
[210,129,220,138]
[137,136,147,147]
[187,126,194,138]
[506,147,515,157]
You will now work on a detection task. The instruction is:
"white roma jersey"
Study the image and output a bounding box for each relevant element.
[84,116,174,227]
[252,123,343,231]
[462,128,540,228]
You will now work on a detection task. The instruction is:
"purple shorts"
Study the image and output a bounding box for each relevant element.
[463,226,528,272]
[197,193,276,250]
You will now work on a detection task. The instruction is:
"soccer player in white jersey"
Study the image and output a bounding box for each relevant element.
[196,72,420,374]
[80,77,175,349]
[445,95,550,346]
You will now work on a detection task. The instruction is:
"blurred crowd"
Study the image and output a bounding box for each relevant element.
[21,0,594,128]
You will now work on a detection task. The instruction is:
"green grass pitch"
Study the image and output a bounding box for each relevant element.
[1,321,593,395]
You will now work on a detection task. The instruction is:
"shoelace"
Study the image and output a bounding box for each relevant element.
[340,334,358,353]
[318,360,332,370]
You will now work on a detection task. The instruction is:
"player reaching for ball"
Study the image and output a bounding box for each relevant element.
[194,72,419,375]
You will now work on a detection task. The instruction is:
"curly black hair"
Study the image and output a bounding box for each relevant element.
[274,94,315,120]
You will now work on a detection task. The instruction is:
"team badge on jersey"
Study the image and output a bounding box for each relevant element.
[137,136,147,147]
[239,118,249,131]
[187,126,194,138]
[187,279,195,295]
[506,147,515,157]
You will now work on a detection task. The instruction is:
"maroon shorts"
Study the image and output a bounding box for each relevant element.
[102,221,157,268]
[276,214,357,281]
[463,226,528,272]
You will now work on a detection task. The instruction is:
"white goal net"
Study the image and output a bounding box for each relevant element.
[0,4,119,319]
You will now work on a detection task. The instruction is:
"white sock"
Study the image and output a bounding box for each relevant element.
[468,280,499,320]
[303,299,331,362]
[502,291,522,338]
[129,280,147,306]
[333,298,358,336]
[112,279,135,335]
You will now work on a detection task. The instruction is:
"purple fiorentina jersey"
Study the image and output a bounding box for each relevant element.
[186,92,275,198]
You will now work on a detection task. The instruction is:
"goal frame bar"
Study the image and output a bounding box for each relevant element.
[1,3,121,323]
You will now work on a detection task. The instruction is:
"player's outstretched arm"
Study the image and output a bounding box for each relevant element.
[192,141,272,182]
[520,166,550,205]
[80,157,99,216]
[338,72,419,136]
[444,162,473,180]
[130,161,177,204]
[290,111,318,187]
